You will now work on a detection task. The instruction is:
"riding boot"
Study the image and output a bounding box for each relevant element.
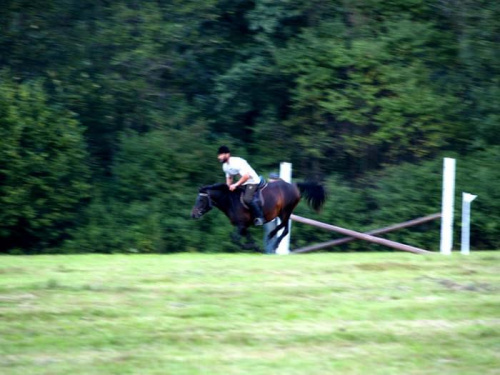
[248,201,265,226]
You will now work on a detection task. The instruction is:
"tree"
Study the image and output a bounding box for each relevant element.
[0,76,90,252]
[67,123,239,253]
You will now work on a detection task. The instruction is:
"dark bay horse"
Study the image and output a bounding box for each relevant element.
[191,179,326,251]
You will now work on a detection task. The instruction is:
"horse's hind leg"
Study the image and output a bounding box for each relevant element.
[267,220,286,240]
[268,205,296,248]
[266,216,290,248]
[273,221,290,249]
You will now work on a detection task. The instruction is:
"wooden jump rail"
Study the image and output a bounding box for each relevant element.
[292,213,441,254]
[290,214,435,255]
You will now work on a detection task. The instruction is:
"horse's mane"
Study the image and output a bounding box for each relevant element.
[199,183,230,194]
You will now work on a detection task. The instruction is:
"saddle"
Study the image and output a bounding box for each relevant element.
[240,176,267,209]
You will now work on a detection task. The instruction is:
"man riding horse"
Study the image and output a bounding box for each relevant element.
[217,145,265,226]
[192,154,325,250]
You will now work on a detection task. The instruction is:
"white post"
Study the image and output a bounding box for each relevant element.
[461,193,477,255]
[276,162,292,255]
[440,158,456,255]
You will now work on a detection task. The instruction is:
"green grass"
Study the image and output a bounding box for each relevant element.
[0,252,499,374]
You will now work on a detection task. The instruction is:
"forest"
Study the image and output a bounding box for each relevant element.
[0,0,498,254]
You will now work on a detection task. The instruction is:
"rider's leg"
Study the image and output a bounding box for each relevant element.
[243,184,264,226]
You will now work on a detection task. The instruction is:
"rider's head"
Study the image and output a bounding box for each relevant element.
[217,145,231,163]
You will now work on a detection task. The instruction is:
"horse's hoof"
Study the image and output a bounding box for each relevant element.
[254,218,264,226]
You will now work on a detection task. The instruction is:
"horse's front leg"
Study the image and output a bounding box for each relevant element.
[242,226,262,251]
[230,225,250,247]
[230,230,242,244]
[230,225,259,252]
[231,224,247,246]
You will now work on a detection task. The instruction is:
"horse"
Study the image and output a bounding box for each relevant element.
[191,179,326,251]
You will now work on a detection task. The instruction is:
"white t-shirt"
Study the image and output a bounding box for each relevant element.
[223,157,260,185]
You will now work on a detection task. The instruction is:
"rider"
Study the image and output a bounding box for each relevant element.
[217,145,265,226]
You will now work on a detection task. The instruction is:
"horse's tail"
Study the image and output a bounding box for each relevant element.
[296,182,326,212]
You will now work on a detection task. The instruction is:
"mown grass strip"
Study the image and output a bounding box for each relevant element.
[0,252,498,375]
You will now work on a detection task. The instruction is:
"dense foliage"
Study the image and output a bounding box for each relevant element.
[1,0,498,253]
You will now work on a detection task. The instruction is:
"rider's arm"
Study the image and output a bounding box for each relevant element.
[228,173,249,191]
[234,174,249,187]
[226,176,233,186]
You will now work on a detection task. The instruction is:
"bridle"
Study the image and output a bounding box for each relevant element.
[196,192,216,216]
[199,192,213,209]
[193,186,225,218]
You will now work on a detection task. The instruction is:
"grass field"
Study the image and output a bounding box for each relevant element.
[0,252,499,375]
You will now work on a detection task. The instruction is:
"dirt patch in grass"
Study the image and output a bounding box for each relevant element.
[356,262,422,271]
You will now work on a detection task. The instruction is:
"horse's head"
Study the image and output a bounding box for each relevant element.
[191,184,229,219]
[191,190,213,219]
